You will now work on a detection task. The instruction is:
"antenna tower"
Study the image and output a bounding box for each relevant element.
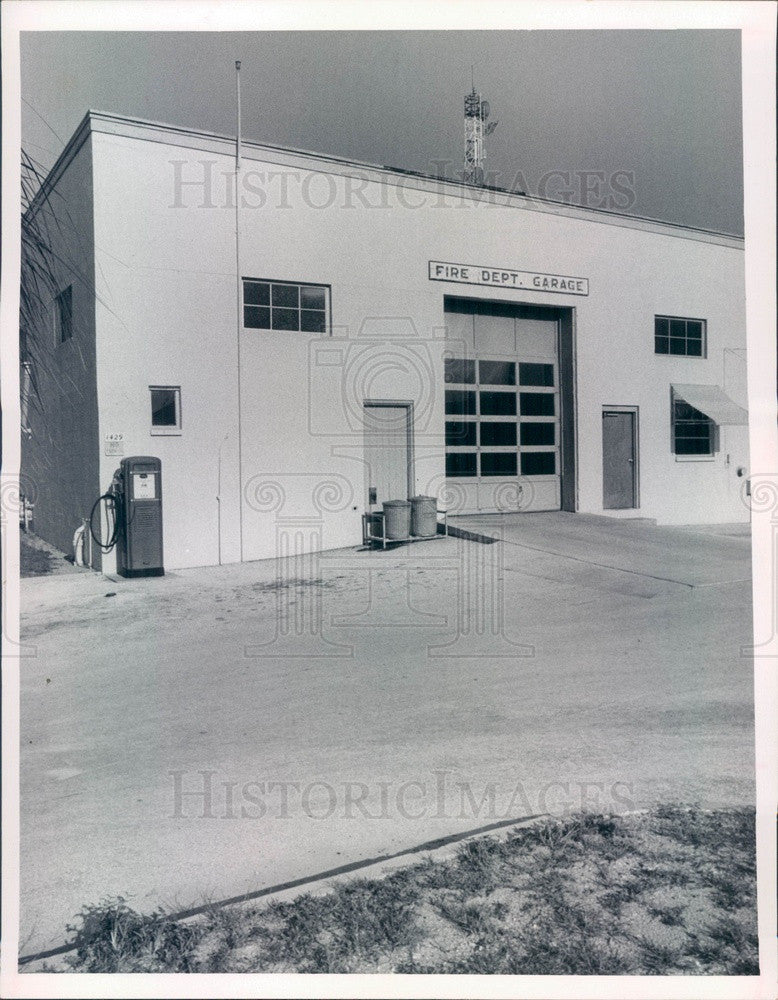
[463,74,498,185]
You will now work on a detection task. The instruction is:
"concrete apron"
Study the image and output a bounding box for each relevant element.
[18,515,754,958]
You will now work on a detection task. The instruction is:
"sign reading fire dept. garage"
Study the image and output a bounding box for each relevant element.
[429,260,589,296]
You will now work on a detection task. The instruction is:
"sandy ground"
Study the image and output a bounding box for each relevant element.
[17,512,754,956]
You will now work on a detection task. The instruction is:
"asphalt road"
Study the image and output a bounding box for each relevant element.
[18,513,754,956]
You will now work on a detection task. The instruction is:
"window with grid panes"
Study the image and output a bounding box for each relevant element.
[243,279,328,333]
[655,316,705,357]
[673,398,714,455]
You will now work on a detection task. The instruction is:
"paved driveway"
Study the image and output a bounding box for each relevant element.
[18,513,754,955]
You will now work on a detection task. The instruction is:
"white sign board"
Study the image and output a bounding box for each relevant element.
[133,473,156,500]
[104,432,124,457]
[429,260,589,296]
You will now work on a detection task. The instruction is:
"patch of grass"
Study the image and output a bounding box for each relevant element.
[434,894,504,937]
[258,872,421,972]
[686,916,760,975]
[643,862,695,888]
[63,897,202,973]
[421,901,631,976]
[20,536,52,577]
[410,854,456,890]
[704,872,748,910]
[52,806,758,975]
[631,933,686,974]
[196,903,255,972]
[652,803,755,854]
[599,876,648,915]
[450,835,508,893]
[647,902,686,927]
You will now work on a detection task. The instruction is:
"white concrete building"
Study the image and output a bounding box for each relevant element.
[22,110,749,572]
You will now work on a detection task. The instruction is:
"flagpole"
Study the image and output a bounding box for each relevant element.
[235,60,242,168]
[235,59,244,560]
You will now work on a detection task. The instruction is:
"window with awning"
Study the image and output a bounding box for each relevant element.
[671,385,748,457]
[672,385,748,426]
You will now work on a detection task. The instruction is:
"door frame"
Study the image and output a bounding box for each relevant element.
[441,297,577,514]
[559,307,578,512]
[602,405,639,509]
[363,399,415,501]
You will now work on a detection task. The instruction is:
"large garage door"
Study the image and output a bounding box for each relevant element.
[444,298,561,514]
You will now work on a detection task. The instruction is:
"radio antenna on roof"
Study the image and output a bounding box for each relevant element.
[463,72,498,185]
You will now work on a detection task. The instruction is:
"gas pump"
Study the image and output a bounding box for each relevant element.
[90,456,164,577]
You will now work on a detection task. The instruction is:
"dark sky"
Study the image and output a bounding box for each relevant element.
[21,30,744,234]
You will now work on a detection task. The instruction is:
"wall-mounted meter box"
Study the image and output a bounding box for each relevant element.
[116,456,164,577]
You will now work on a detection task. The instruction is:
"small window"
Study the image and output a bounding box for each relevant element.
[519,363,554,387]
[446,452,477,477]
[655,316,706,357]
[444,358,476,384]
[520,392,555,416]
[479,360,516,386]
[520,422,555,446]
[445,389,477,415]
[150,386,181,433]
[55,286,73,343]
[480,421,517,446]
[243,279,328,333]
[480,391,517,416]
[673,398,714,456]
[481,452,518,477]
[521,452,556,476]
[445,421,477,446]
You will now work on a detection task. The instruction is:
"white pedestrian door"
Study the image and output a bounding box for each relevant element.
[363,403,410,508]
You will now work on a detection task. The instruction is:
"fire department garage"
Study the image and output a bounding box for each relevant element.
[21,110,749,573]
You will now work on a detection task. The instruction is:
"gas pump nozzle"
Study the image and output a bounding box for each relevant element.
[110,468,124,503]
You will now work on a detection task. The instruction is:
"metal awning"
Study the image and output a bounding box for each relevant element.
[672,384,748,426]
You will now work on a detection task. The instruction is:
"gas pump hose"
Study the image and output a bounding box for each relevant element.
[89,492,120,553]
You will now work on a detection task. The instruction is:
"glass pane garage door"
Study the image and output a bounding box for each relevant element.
[444,299,561,513]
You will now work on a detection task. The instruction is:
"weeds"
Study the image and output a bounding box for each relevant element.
[257,874,421,972]
[64,897,202,973]
[451,835,508,894]
[686,917,760,975]
[434,895,502,937]
[632,933,685,974]
[51,806,758,975]
[599,877,647,915]
[20,537,53,577]
[648,903,686,927]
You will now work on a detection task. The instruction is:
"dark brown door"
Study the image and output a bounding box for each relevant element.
[602,410,636,509]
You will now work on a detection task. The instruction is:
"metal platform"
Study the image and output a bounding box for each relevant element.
[361,509,448,550]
